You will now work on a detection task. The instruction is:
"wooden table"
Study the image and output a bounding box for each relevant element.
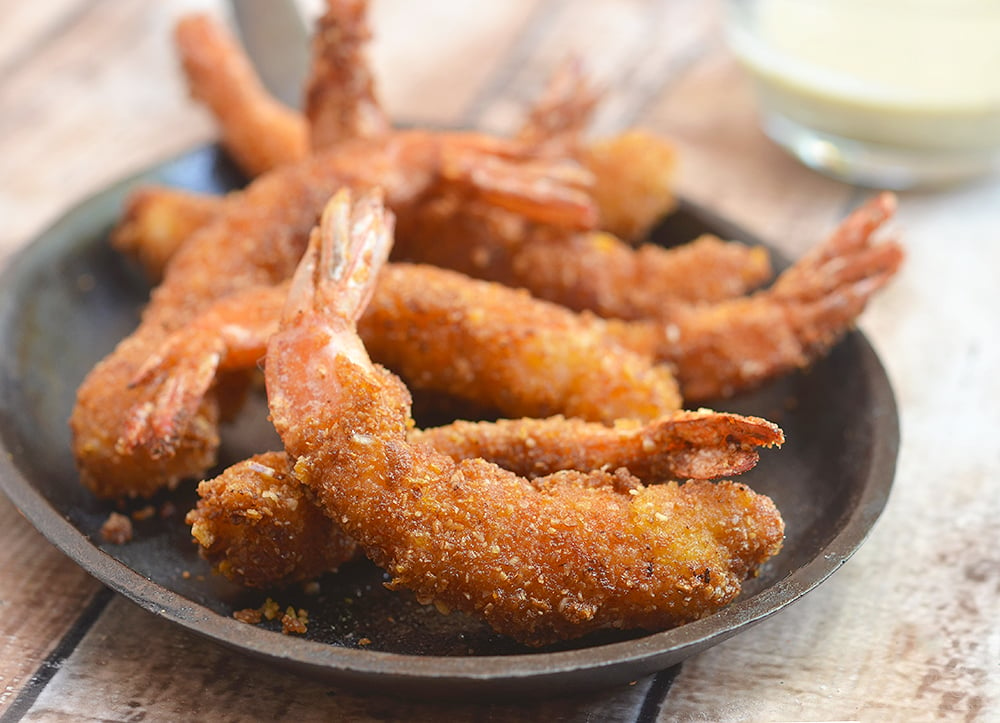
[1,1,997,720]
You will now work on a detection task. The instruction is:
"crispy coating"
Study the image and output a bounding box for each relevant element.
[265,190,784,645]
[393,197,771,308]
[190,410,782,589]
[82,4,901,501]
[579,130,678,243]
[360,263,682,422]
[112,184,764,309]
[175,14,308,176]
[108,189,222,280]
[305,0,390,150]
[366,463,783,645]
[507,231,772,315]
[187,452,358,588]
[85,189,900,497]
[625,193,906,400]
[174,7,679,244]
[116,191,899,460]
[516,56,600,156]
[73,129,586,498]
[116,260,684,462]
[111,185,227,281]
[411,410,783,482]
[396,193,900,406]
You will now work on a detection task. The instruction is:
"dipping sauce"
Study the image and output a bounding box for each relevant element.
[726,0,1000,186]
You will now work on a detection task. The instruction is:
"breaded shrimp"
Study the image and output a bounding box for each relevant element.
[614,192,905,400]
[111,184,767,307]
[188,409,781,588]
[411,410,783,482]
[72,130,594,499]
[392,197,772,306]
[120,259,682,456]
[175,14,308,176]
[515,61,678,242]
[119,196,898,458]
[172,7,682,245]
[503,230,772,317]
[188,451,359,589]
[111,186,229,282]
[401,193,901,402]
[147,9,753,311]
[305,0,390,150]
[264,188,784,645]
[359,263,681,422]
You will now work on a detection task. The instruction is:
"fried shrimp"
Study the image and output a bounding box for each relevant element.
[72,129,594,499]
[120,259,682,456]
[116,195,898,460]
[264,188,784,645]
[111,186,229,282]
[188,451,360,589]
[175,14,307,176]
[623,192,905,400]
[171,5,693,259]
[359,263,681,422]
[411,410,783,482]
[305,0,390,150]
[515,60,677,242]
[189,410,782,588]
[125,6,758,315]
[501,230,772,316]
[112,184,768,307]
[391,197,772,307]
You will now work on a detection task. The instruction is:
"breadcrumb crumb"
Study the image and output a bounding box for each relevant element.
[100,512,133,544]
[233,607,262,624]
[262,597,280,621]
[233,598,310,635]
[281,607,309,635]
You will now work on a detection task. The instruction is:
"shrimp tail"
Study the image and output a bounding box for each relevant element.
[652,192,904,401]
[284,187,394,326]
[268,187,397,451]
[306,0,390,150]
[117,343,223,458]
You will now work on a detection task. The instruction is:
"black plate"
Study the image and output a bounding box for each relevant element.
[0,145,899,699]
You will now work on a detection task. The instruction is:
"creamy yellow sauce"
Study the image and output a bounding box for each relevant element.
[729,0,1000,150]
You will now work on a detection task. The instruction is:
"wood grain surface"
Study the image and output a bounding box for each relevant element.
[1,1,998,721]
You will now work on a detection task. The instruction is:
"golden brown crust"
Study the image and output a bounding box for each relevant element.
[174,14,308,176]
[361,263,682,422]
[507,231,772,318]
[645,193,905,400]
[71,131,523,498]
[189,409,782,589]
[581,129,679,242]
[263,196,785,645]
[291,359,783,646]
[186,452,358,588]
[412,410,783,482]
[111,186,227,281]
[305,0,390,150]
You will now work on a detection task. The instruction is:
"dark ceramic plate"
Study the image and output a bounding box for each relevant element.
[0,145,898,699]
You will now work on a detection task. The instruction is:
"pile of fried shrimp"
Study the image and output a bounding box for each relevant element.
[70,1,903,647]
